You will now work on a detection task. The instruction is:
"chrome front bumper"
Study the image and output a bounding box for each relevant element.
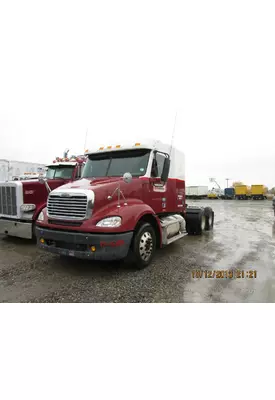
[0,218,33,239]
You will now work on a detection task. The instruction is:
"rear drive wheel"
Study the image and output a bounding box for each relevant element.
[185,209,205,235]
[131,222,156,269]
[201,214,206,230]
[204,207,214,231]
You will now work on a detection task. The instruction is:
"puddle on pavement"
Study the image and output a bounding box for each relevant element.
[183,200,275,302]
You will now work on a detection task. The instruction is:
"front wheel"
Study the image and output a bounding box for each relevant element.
[130,222,156,269]
[32,222,37,241]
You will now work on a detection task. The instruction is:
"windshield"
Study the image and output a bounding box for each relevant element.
[82,149,150,178]
[46,166,74,179]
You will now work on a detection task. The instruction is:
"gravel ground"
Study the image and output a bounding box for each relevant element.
[0,200,275,302]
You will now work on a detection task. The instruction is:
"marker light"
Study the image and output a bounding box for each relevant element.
[40,238,45,244]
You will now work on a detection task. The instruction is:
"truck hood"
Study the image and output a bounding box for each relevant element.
[22,178,71,192]
[22,178,73,205]
[56,177,122,191]
[51,177,143,210]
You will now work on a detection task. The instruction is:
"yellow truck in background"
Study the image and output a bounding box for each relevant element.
[235,185,250,200]
[251,185,267,200]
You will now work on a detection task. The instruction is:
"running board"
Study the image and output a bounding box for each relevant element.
[165,231,188,245]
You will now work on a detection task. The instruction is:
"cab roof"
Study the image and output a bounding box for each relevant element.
[85,139,171,156]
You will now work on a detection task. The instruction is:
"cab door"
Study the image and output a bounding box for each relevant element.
[145,151,169,214]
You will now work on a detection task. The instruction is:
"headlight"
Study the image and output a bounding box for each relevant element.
[96,216,121,227]
[37,211,44,221]
[20,204,36,212]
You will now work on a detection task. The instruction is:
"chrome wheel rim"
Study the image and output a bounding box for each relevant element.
[139,231,153,261]
[201,215,206,231]
[208,213,212,227]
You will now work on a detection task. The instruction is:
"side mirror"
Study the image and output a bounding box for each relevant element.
[38,177,51,193]
[161,157,170,182]
[123,172,132,184]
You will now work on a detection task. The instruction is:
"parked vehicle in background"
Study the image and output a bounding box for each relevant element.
[235,185,249,200]
[223,187,235,200]
[36,139,214,269]
[251,185,266,200]
[186,186,208,199]
[0,154,86,239]
[0,159,46,182]
[207,187,223,199]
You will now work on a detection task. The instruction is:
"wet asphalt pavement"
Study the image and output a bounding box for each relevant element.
[0,200,274,302]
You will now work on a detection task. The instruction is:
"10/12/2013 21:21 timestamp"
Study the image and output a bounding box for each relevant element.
[191,270,257,279]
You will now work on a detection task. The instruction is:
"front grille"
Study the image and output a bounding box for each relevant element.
[47,194,88,220]
[0,186,17,216]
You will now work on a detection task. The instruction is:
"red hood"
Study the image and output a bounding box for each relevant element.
[52,177,144,214]
[22,178,73,207]
[58,177,122,190]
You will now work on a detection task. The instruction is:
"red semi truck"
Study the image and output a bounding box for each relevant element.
[36,140,214,268]
[0,155,86,239]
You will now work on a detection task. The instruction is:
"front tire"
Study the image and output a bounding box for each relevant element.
[131,222,156,269]
[32,222,37,241]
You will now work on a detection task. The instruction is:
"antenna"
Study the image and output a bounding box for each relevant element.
[169,111,177,157]
[84,128,88,153]
[63,148,70,158]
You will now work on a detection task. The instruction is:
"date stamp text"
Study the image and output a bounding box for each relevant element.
[191,269,257,279]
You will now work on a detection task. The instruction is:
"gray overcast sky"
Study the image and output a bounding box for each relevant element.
[0,0,275,188]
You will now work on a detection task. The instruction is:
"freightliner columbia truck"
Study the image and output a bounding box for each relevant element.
[36,140,214,268]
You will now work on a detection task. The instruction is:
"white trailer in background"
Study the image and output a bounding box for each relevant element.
[0,159,46,181]
[186,186,208,199]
